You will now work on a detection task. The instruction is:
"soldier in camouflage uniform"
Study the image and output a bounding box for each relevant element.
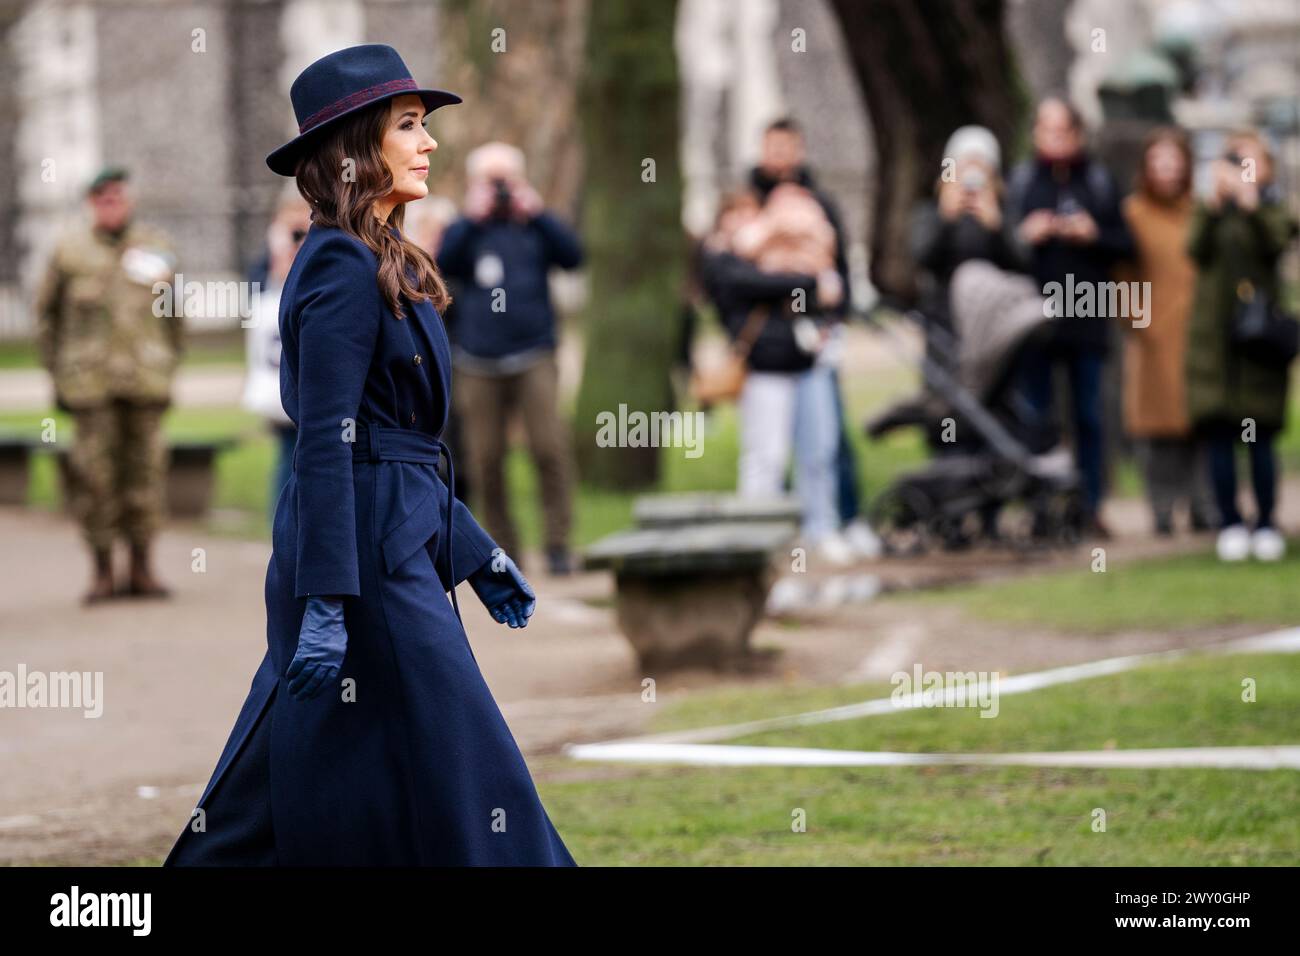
[34,167,183,604]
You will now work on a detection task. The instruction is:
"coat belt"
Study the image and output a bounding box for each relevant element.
[349,422,462,621]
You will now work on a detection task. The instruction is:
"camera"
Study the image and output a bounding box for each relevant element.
[490,177,513,219]
[960,168,986,194]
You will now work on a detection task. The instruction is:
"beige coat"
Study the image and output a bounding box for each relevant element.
[1119,193,1196,437]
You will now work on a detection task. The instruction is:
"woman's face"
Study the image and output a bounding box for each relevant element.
[1032,99,1083,162]
[380,93,437,206]
[1144,140,1187,200]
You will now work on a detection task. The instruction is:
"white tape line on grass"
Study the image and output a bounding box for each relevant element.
[564,742,1300,770]
[573,627,1300,749]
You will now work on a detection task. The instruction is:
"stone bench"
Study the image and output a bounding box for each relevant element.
[632,492,802,530]
[0,432,239,518]
[0,435,43,506]
[583,512,797,671]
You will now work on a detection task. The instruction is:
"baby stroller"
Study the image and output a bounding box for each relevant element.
[864,260,1084,555]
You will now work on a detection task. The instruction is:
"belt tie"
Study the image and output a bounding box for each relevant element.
[437,436,459,623]
[353,422,461,623]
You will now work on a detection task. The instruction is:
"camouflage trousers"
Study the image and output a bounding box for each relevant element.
[68,397,170,550]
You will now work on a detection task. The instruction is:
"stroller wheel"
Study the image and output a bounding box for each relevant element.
[1026,487,1085,548]
[1052,488,1086,547]
[868,484,935,557]
[939,510,985,551]
[992,500,1043,553]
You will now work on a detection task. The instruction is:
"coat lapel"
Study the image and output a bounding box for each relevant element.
[407,296,453,430]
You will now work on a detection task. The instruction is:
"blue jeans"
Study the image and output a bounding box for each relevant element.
[1207,434,1277,529]
[1020,349,1106,513]
[793,365,842,541]
[829,367,861,523]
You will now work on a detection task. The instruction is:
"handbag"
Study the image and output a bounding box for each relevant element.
[1231,278,1300,367]
[689,304,770,404]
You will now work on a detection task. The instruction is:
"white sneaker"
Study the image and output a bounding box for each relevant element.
[1216,524,1250,562]
[1250,527,1286,562]
[815,532,857,568]
[842,519,883,559]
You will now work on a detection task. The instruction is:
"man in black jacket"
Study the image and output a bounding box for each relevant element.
[437,143,584,574]
[749,118,851,312]
[699,188,856,565]
[746,118,874,559]
[1007,97,1134,537]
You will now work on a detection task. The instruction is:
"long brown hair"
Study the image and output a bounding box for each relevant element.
[293,98,451,318]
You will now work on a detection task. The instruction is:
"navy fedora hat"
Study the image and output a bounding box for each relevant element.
[266,44,461,176]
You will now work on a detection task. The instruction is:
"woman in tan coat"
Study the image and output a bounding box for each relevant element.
[1120,127,1214,534]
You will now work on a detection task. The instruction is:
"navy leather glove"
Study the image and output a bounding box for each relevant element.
[286,595,348,700]
[468,551,536,628]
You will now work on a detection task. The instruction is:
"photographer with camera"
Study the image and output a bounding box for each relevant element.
[911,125,1022,388]
[436,142,584,575]
[1186,130,1299,562]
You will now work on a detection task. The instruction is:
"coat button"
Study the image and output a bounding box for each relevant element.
[413,353,422,365]
[409,411,416,425]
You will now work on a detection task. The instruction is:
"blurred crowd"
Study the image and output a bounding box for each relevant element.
[31,94,1299,604]
[693,102,1298,565]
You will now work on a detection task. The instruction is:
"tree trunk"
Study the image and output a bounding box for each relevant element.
[572,0,685,489]
[827,0,1024,304]
[434,0,589,221]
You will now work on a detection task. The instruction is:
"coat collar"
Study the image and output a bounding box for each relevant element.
[405,294,453,434]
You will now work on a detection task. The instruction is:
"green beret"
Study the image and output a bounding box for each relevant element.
[87,166,130,195]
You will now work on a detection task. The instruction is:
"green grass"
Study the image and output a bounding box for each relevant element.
[898,544,1300,634]
[538,762,1299,865]
[0,334,246,370]
[725,653,1300,752]
[534,652,1300,865]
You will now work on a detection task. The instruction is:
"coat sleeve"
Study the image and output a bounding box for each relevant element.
[816,190,851,317]
[292,235,383,598]
[1187,203,1218,265]
[1090,167,1134,262]
[707,252,817,308]
[32,242,65,373]
[434,218,477,279]
[430,472,499,592]
[532,211,584,269]
[910,201,949,273]
[1004,161,1038,266]
[1246,202,1299,260]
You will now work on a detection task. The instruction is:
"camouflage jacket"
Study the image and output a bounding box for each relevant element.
[34,222,183,407]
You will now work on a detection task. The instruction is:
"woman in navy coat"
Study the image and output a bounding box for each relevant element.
[164,45,577,866]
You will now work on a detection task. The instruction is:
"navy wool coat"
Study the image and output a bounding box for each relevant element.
[164,224,576,866]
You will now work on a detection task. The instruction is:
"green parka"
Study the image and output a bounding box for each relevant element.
[1185,199,1297,432]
